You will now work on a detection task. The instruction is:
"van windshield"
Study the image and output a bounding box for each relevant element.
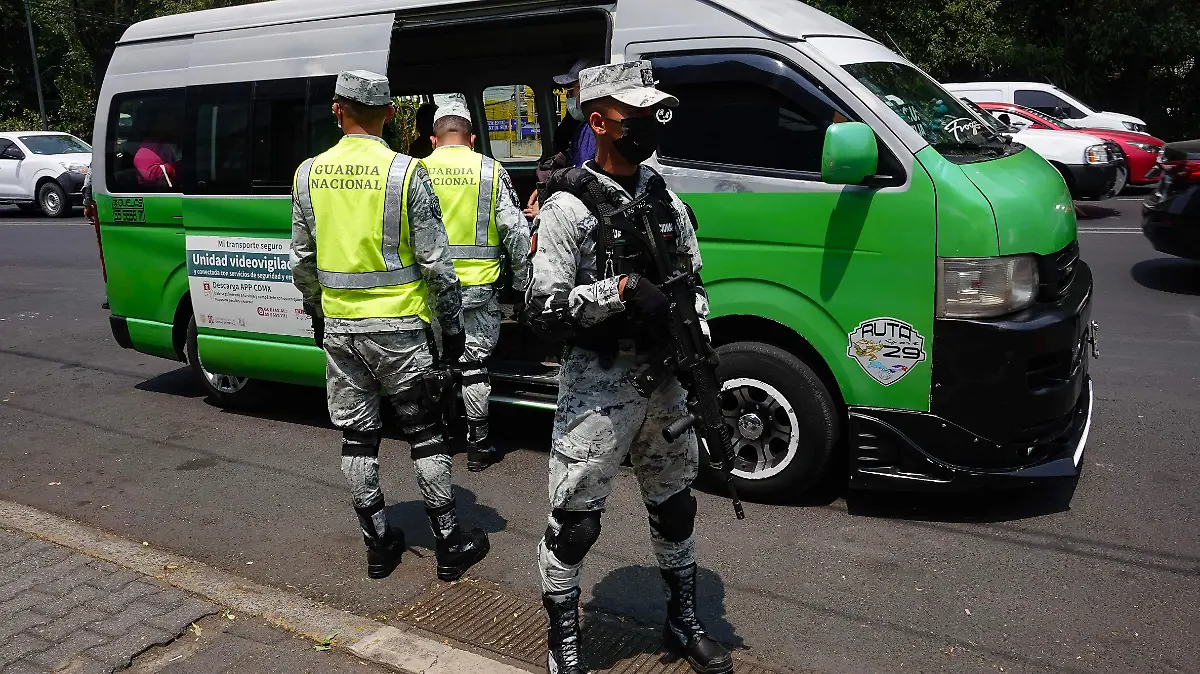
[843,61,1013,163]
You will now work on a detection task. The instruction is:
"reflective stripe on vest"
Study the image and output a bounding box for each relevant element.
[295,136,430,322]
[423,146,501,286]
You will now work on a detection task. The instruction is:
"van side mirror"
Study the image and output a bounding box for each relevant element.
[821,122,878,186]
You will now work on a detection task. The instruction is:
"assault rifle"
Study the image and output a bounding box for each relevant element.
[614,177,746,521]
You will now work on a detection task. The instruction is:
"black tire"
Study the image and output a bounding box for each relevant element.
[704,341,839,500]
[185,317,263,408]
[37,182,69,218]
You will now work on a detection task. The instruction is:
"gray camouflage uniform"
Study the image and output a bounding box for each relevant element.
[527,163,708,594]
[451,158,531,430]
[291,134,465,528]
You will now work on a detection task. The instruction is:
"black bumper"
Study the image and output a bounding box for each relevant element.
[850,260,1095,491]
[56,171,87,205]
[109,315,134,350]
[1143,206,1200,260]
[1065,162,1117,200]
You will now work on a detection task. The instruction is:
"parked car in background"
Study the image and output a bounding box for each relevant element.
[979,102,1165,194]
[0,131,92,217]
[1143,140,1200,259]
[958,97,1121,201]
[946,81,1148,134]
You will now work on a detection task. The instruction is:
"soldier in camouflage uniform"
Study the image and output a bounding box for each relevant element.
[423,101,531,472]
[526,62,734,674]
[291,70,490,584]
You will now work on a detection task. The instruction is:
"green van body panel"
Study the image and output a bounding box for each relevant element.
[197,332,326,387]
[680,157,938,412]
[957,147,1077,255]
[915,147,1001,259]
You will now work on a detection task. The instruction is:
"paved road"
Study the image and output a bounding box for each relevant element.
[1,196,1197,674]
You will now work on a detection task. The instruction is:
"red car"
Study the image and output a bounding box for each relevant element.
[979,102,1164,193]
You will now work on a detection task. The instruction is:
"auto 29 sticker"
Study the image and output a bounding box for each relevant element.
[847,317,927,386]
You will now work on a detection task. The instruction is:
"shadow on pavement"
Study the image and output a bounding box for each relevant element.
[1131,257,1200,296]
[383,486,508,555]
[845,477,1078,523]
[133,366,206,398]
[584,563,746,668]
[1074,203,1121,220]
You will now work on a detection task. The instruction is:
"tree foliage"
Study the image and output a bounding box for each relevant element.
[2,0,1197,140]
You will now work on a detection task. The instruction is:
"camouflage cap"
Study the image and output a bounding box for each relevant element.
[578,60,678,109]
[334,70,392,107]
[433,100,472,125]
[553,57,600,86]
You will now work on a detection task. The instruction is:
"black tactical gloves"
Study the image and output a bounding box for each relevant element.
[441,329,466,365]
[305,303,324,349]
[622,273,669,318]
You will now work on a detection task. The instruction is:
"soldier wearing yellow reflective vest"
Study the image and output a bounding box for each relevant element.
[290,71,490,584]
[423,100,531,472]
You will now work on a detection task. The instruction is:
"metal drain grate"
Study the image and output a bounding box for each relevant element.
[398,580,785,673]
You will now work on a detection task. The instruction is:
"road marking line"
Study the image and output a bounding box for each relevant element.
[1079,228,1141,234]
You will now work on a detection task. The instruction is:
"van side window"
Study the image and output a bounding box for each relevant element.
[252,78,308,193]
[187,83,253,195]
[106,90,185,193]
[651,52,853,176]
[308,76,340,158]
[483,85,542,163]
[1015,90,1082,119]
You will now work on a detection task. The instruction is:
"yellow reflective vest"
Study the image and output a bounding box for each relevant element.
[421,145,501,287]
[294,135,431,323]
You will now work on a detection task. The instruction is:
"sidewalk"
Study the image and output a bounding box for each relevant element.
[0,527,390,674]
[0,500,530,674]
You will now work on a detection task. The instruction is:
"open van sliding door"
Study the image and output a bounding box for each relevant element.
[182,13,394,388]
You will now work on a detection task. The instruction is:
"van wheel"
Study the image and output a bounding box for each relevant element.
[38,182,68,218]
[703,342,839,500]
[185,317,262,408]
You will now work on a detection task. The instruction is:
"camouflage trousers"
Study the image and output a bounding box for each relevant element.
[538,346,700,594]
[325,331,453,530]
[459,293,501,437]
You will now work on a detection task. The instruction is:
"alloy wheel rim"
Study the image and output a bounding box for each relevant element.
[201,365,249,394]
[719,377,799,480]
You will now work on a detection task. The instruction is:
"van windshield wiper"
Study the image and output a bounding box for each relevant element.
[931,138,1006,157]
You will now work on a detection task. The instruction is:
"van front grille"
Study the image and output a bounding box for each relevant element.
[1039,241,1079,302]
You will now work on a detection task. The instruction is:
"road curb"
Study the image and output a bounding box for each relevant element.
[0,498,529,674]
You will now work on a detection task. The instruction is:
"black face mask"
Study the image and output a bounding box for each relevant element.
[607,115,664,164]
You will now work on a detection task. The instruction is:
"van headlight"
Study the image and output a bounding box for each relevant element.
[1084,145,1110,164]
[937,256,1039,318]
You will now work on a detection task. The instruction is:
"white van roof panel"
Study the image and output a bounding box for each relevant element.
[705,0,874,41]
[120,0,488,43]
[121,0,877,44]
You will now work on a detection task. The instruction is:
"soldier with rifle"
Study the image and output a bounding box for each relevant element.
[525,61,737,674]
[291,70,490,584]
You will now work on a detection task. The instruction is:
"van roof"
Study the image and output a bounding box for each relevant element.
[944,82,1060,89]
[119,0,875,44]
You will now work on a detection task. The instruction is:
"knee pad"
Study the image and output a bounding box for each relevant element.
[647,488,696,543]
[459,360,490,387]
[545,509,602,566]
[341,429,381,457]
[390,382,446,459]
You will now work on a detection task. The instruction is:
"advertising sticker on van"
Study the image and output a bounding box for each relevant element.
[848,317,927,386]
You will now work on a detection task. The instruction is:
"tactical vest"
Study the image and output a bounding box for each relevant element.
[540,166,685,352]
[422,145,501,287]
[294,135,430,323]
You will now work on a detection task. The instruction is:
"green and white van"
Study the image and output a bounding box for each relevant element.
[92,0,1096,500]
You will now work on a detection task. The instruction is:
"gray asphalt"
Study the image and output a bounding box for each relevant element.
[1,196,1197,674]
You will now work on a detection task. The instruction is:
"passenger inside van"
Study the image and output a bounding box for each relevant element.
[133,111,179,188]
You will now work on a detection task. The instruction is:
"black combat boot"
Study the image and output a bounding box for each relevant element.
[426,500,490,581]
[661,563,733,674]
[355,505,405,580]
[466,418,500,472]
[543,587,586,674]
